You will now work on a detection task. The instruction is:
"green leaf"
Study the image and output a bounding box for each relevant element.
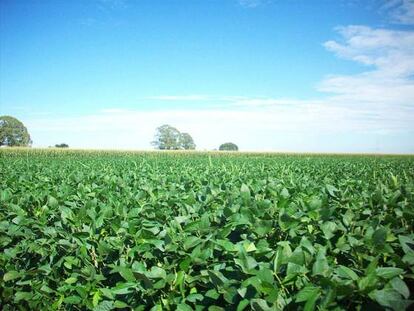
[358,270,378,292]
[150,305,162,311]
[147,266,166,279]
[208,270,228,287]
[237,299,250,311]
[206,288,220,299]
[403,252,414,265]
[251,298,271,311]
[254,220,273,237]
[93,300,115,311]
[296,286,319,302]
[110,283,135,295]
[304,292,320,311]
[321,221,337,240]
[48,196,58,208]
[308,197,322,210]
[312,249,330,277]
[215,239,236,252]
[274,242,292,273]
[0,189,11,202]
[242,241,257,253]
[40,285,54,293]
[3,270,20,282]
[399,235,414,254]
[325,185,338,197]
[177,303,193,311]
[64,295,82,304]
[118,267,135,282]
[175,271,186,297]
[183,236,202,250]
[336,265,358,281]
[372,227,387,246]
[114,300,129,308]
[376,267,404,279]
[64,276,77,284]
[92,291,101,307]
[390,277,410,299]
[288,247,305,265]
[369,288,406,311]
[186,293,203,303]
[235,252,258,273]
[240,184,251,203]
[14,291,33,302]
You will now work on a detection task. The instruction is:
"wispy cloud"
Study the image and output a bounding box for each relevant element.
[324,26,414,77]
[100,108,130,113]
[321,25,414,106]
[383,0,414,25]
[238,0,269,8]
[147,95,212,101]
[26,98,414,152]
[98,0,128,10]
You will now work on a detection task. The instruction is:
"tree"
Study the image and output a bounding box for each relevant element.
[219,142,238,151]
[152,124,182,150]
[55,143,69,148]
[152,125,196,150]
[0,116,32,147]
[179,132,196,150]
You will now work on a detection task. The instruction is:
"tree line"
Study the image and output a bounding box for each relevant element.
[0,116,239,151]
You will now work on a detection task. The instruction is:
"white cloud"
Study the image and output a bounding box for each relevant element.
[26,95,414,152]
[318,73,414,104]
[384,0,414,25]
[324,26,414,77]
[321,25,414,108]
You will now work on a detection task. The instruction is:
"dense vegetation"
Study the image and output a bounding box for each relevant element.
[0,116,32,147]
[219,143,238,151]
[1,149,414,310]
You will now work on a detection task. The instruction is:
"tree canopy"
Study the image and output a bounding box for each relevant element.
[219,142,238,151]
[179,133,196,150]
[55,143,69,148]
[0,116,32,147]
[152,125,196,150]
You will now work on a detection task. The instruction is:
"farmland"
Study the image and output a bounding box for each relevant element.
[1,149,414,310]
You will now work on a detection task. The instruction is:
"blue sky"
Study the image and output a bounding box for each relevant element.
[1,0,413,152]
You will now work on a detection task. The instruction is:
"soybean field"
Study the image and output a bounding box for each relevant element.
[1,149,414,310]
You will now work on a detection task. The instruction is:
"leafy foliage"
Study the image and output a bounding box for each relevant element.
[152,125,196,150]
[219,142,238,151]
[1,149,414,310]
[0,115,32,147]
[179,133,196,150]
[55,143,69,148]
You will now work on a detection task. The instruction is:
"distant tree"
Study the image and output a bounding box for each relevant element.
[179,132,196,150]
[55,143,69,148]
[152,124,182,150]
[0,115,32,147]
[152,125,197,150]
[219,142,238,151]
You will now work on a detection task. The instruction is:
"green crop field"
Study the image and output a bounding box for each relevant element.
[1,149,414,310]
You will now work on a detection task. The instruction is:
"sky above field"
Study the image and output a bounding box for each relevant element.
[1,0,414,152]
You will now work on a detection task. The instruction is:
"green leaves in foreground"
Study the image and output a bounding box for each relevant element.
[0,149,413,310]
